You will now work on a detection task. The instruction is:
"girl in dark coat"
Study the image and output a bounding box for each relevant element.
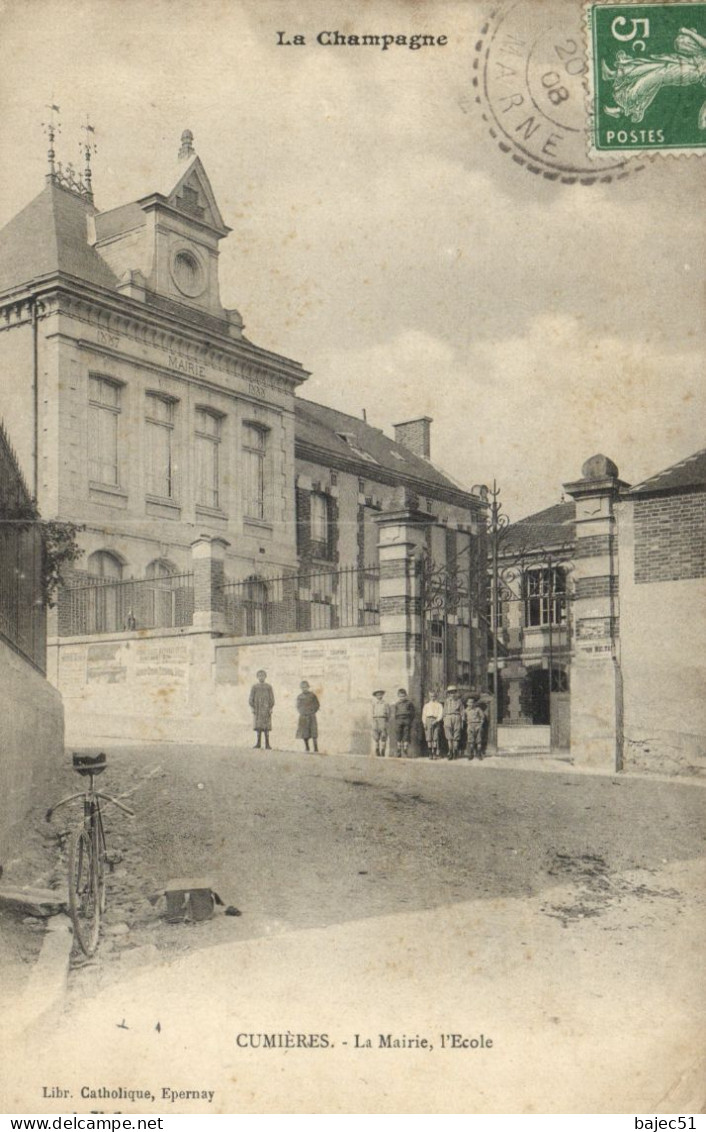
[296,680,320,752]
[249,669,275,749]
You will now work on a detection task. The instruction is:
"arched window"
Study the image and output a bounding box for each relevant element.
[87,550,123,581]
[85,550,123,633]
[146,559,177,581]
[145,559,178,628]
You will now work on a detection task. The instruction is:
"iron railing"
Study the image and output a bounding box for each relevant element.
[58,572,195,636]
[0,423,46,670]
[220,564,380,637]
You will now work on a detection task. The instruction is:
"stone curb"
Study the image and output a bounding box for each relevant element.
[9,914,73,1038]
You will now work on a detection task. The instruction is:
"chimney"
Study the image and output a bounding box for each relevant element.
[393,417,432,459]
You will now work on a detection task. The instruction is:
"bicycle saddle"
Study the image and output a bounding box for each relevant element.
[72,751,107,776]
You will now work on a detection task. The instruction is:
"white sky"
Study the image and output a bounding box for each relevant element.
[0,0,703,518]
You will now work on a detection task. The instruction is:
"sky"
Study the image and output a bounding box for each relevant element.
[0,0,703,518]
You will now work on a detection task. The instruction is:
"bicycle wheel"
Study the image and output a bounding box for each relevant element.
[68,823,102,955]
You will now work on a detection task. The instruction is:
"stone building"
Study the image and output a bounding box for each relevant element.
[0,130,486,751]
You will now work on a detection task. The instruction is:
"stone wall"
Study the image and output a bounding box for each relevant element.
[48,625,397,756]
[0,639,65,864]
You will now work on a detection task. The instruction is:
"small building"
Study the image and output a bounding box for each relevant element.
[493,450,706,774]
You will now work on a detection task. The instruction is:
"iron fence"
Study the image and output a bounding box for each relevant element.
[58,572,195,636]
[0,423,46,670]
[220,564,380,637]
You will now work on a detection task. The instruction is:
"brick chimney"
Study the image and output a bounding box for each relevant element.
[393,417,432,459]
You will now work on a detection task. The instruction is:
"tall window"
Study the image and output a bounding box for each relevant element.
[523,566,567,627]
[146,394,175,499]
[88,376,121,486]
[195,409,221,509]
[310,492,331,558]
[243,423,268,520]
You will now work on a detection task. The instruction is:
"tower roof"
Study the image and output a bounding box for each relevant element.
[0,179,118,294]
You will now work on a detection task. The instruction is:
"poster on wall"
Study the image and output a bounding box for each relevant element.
[0,0,704,1119]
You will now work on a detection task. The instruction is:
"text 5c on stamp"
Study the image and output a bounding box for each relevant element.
[587,3,706,152]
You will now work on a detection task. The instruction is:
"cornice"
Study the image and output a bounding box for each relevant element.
[0,273,310,392]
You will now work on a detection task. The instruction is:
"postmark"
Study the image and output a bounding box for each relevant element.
[471,0,644,183]
[586,3,706,153]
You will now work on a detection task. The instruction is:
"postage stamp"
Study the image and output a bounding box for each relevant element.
[472,0,644,184]
[587,3,706,152]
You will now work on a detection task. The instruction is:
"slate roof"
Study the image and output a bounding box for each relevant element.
[627,448,706,495]
[501,501,576,554]
[294,397,475,499]
[0,181,118,294]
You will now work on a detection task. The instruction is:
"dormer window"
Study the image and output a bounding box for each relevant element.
[178,185,204,218]
[335,432,379,464]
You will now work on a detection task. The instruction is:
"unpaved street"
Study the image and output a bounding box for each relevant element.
[57,744,705,984]
[5,743,705,1114]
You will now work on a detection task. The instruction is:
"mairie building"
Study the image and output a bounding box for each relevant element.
[0,131,487,752]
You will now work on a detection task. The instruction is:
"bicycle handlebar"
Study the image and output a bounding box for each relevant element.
[46,791,135,821]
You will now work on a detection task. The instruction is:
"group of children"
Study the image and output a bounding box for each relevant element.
[372,686,488,760]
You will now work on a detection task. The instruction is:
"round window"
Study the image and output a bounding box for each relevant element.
[171,249,205,297]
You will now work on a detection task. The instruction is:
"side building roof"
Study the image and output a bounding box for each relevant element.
[627,447,706,496]
[500,501,576,556]
[294,397,479,507]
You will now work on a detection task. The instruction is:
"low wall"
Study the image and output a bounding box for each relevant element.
[0,640,64,865]
[48,626,397,755]
[215,629,385,754]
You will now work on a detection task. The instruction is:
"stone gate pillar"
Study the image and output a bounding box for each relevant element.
[564,455,629,770]
[374,494,430,754]
[190,535,230,633]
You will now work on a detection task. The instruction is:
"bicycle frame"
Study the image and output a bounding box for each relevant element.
[47,768,134,955]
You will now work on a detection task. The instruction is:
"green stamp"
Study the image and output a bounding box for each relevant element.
[588,3,706,150]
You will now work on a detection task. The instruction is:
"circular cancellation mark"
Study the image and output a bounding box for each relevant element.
[472,0,645,184]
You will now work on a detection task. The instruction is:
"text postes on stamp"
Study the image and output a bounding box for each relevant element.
[588,3,706,152]
[475,0,640,183]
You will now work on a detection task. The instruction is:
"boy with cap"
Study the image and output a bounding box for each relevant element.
[371,689,390,757]
[465,696,485,760]
[442,685,465,760]
[392,688,415,758]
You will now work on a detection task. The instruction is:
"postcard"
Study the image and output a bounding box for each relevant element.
[0,0,704,1117]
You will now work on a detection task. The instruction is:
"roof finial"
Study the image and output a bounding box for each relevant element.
[80,115,97,201]
[178,129,195,160]
[42,102,61,180]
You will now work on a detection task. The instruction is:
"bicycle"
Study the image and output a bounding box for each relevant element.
[46,752,134,956]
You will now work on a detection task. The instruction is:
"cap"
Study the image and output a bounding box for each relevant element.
[372,689,385,696]
[447,685,457,692]
[397,687,407,695]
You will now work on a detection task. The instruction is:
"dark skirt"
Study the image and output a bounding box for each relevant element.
[296,714,318,740]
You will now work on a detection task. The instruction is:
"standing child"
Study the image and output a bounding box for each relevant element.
[442,685,464,760]
[296,680,320,752]
[371,689,390,757]
[465,697,485,760]
[421,690,444,759]
[393,688,415,758]
[249,669,275,749]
